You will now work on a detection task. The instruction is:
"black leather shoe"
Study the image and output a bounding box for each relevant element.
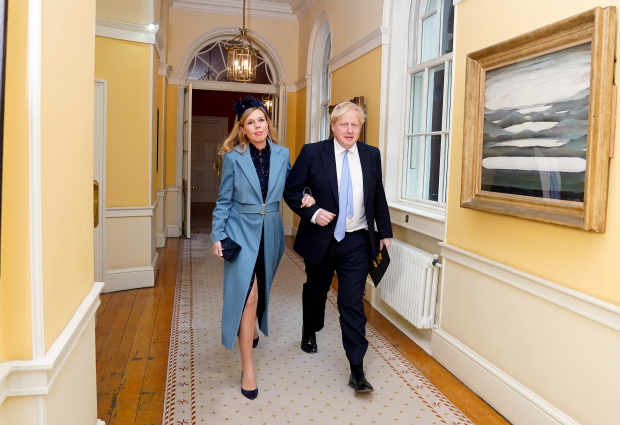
[349,364,374,393]
[301,326,317,353]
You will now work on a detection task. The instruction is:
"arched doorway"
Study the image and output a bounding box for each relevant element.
[177,28,289,237]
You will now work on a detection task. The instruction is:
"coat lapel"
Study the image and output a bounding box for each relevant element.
[236,147,263,200]
[267,141,286,201]
[321,139,339,204]
[358,142,371,208]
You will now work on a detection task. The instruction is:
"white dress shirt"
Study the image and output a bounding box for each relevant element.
[311,140,367,232]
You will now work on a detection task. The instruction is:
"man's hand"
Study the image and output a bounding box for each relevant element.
[379,238,392,251]
[315,210,336,226]
[212,241,223,260]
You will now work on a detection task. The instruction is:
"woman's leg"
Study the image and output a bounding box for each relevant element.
[240,275,259,390]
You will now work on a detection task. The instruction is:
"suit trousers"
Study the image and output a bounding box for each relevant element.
[303,229,371,366]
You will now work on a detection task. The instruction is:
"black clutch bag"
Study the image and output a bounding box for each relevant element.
[221,237,242,262]
[368,241,390,287]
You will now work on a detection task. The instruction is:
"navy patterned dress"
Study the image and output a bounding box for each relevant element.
[244,142,270,321]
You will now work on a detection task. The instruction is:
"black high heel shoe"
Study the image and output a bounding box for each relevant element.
[241,372,258,400]
[253,334,259,348]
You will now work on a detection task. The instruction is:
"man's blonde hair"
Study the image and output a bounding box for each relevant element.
[330,101,366,125]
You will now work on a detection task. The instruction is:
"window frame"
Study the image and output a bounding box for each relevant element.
[399,0,454,209]
[319,34,332,140]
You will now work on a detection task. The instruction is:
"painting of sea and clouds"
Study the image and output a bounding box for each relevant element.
[482,43,592,202]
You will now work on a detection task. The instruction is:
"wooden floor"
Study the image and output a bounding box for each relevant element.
[95,236,510,425]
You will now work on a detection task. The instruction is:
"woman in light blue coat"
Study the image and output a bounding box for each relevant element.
[211,97,314,400]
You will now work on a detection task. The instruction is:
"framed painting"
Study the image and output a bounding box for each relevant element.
[0,0,7,273]
[460,7,617,232]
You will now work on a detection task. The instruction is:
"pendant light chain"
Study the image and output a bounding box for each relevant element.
[225,0,259,82]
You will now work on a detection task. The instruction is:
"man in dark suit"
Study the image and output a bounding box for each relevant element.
[284,101,392,393]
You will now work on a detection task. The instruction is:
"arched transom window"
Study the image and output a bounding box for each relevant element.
[186,39,276,85]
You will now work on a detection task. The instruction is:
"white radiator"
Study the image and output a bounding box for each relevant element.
[379,240,441,330]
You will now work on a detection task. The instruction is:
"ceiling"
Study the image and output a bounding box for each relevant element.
[171,0,316,21]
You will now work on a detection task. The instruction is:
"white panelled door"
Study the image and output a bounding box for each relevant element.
[182,84,193,238]
[191,117,227,203]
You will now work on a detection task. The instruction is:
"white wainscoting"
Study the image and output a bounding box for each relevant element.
[105,206,158,293]
[0,283,103,405]
[434,243,620,425]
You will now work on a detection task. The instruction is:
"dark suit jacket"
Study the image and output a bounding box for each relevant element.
[284,139,393,265]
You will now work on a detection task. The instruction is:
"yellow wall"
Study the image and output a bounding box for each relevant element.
[167,9,299,82]
[96,0,152,25]
[296,0,384,81]
[0,0,32,361]
[331,47,382,148]
[295,88,307,158]
[446,0,620,306]
[40,0,97,352]
[95,36,152,207]
[285,91,298,161]
[165,83,178,188]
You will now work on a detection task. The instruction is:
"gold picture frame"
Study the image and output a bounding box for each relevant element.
[460,7,617,232]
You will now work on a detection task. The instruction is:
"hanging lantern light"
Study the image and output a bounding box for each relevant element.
[262,94,273,118]
[225,0,259,82]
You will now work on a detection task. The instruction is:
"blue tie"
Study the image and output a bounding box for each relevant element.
[334,150,354,242]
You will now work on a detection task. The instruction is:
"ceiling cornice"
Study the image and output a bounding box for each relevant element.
[291,0,316,19]
[171,0,299,21]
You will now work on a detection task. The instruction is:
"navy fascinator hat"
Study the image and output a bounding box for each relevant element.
[233,95,268,121]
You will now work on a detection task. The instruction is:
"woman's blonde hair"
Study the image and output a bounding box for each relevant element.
[330,100,366,126]
[219,107,278,156]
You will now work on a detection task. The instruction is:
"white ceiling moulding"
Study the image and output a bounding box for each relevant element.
[171,0,299,21]
[95,17,159,45]
[453,0,468,4]
[328,26,390,73]
[291,0,317,18]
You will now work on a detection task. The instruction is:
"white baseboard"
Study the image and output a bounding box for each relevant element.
[0,283,104,405]
[283,225,292,236]
[433,329,578,425]
[156,232,166,248]
[165,225,181,238]
[104,263,155,293]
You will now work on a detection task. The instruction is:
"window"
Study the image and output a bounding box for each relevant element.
[186,40,275,85]
[320,35,331,140]
[403,0,454,204]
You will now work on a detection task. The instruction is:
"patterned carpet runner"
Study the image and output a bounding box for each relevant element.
[163,234,473,425]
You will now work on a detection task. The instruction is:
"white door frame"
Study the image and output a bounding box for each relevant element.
[94,79,107,283]
[182,84,193,238]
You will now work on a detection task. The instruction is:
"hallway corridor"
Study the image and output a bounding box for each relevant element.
[95,237,510,425]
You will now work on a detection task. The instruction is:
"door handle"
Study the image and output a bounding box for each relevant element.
[93,180,99,228]
[213,158,221,175]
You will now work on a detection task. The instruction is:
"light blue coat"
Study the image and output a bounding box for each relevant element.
[211,140,291,350]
